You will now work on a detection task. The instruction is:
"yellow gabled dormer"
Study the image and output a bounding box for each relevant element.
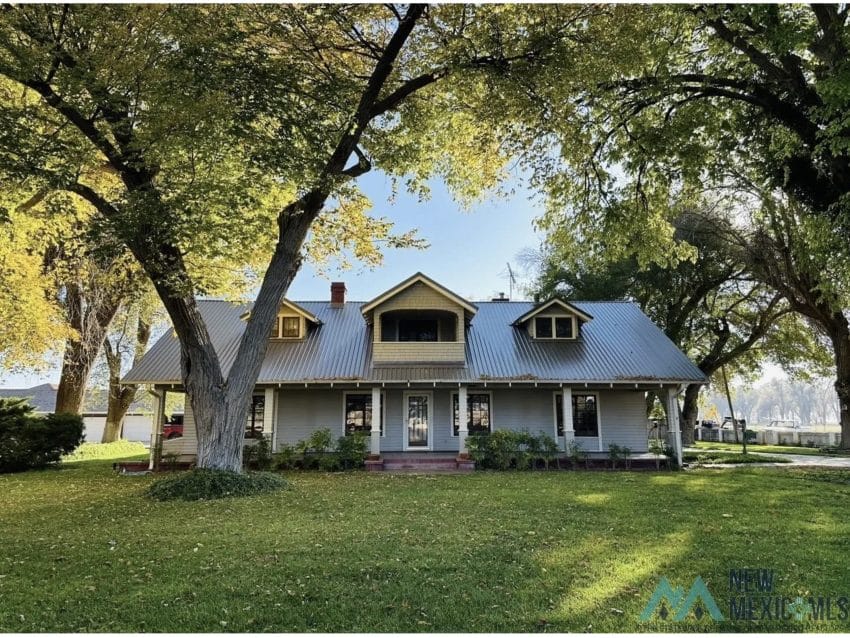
[513,298,593,340]
[361,272,477,366]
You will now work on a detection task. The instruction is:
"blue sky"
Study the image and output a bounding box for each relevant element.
[289,172,544,302]
[1,173,545,388]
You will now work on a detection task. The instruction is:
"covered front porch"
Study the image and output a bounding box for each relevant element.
[143,381,685,470]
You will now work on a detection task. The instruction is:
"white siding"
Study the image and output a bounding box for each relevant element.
[268,387,649,454]
[162,397,197,459]
[598,390,650,452]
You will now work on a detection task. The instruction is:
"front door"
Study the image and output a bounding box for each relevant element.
[403,391,432,450]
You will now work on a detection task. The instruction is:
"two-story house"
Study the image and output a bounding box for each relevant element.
[124,272,706,469]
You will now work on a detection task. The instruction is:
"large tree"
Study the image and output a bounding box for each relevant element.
[530,207,820,444]
[741,196,850,445]
[0,5,591,470]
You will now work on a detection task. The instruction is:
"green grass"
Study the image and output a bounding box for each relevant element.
[2,462,850,632]
[63,440,148,462]
[693,441,850,456]
[683,451,791,464]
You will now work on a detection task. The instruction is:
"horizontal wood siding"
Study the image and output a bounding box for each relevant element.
[598,390,649,452]
[374,281,465,344]
[269,387,649,454]
[488,388,553,436]
[372,341,465,364]
[276,389,343,446]
[162,396,197,459]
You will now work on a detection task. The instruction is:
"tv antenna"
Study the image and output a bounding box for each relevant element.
[505,262,517,300]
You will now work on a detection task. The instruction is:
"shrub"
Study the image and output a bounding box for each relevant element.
[243,435,273,471]
[468,431,562,471]
[146,468,287,501]
[335,433,368,470]
[566,440,587,469]
[0,399,84,473]
[648,439,667,469]
[274,444,297,470]
[539,434,560,470]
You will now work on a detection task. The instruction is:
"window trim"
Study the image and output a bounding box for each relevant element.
[533,314,578,340]
[402,390,433,451]
[553,391,601,439]
[341,391,386,438]
[449,390,494,437]
[272,314,303,340]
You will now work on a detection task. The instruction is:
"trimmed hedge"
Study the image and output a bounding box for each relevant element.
[146,468,288,501]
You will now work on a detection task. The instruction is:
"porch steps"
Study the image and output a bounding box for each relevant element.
[372,455,475,473]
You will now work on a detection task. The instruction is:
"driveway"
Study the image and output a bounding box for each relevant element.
[684,448,850,468]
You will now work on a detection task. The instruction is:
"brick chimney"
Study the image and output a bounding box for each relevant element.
[330,281,346,307]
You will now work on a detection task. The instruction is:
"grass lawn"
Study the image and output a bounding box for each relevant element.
[693,441,850,456]
[2,460,850,632]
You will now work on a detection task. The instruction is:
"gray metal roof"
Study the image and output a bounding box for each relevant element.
[123,299,707,385]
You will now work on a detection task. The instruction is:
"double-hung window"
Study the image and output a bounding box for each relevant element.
[452,393,492,435]
[555,393,599,437]
[344,393,383,436]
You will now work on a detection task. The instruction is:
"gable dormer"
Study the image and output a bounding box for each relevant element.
[361,273,477,365]
[513,298,592,341]
[268,299,321,341]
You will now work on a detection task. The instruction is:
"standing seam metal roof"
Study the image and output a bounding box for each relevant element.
[123,299,707,385]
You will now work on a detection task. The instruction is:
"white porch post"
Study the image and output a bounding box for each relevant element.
[370,386,381,457]
[562,386,574,450]
[458,385,468,455]
[263,387,276,451]
[148,389,165,470]
[667,387,683,467]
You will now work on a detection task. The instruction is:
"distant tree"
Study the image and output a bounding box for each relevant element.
[531,205,821,444]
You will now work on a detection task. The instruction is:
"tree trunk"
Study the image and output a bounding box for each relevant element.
[53,282,121,414]
[680,383,701,446]
[55,339,92,414]
[101,317,152,443]
[830,319,850,449]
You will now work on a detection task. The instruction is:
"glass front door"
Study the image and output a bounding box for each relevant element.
[405,393,431,450]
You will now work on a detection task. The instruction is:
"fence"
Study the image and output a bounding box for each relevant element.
[696,427,841,448]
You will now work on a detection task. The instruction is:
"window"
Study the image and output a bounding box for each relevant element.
[281,316,300,338]
[555,317,573,339]
[555,393,599,437]
[398,318,438,342]
[535,316,553,338]
[344,393,383,436]
[452,393,492,435]
[245,394,265,439]
[535,315,576,339]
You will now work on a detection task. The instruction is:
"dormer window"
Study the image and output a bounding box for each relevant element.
[534,316,575,339]
[515,298,592,341]
[271,315,302,339]
[281,316,300,338]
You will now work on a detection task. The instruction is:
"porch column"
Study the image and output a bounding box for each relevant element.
[148,389,165,470]
[370,386,381,456]
[263,387,276,451]
[562,386,574,449]
[458,385,469,455]
[666,387,683,467]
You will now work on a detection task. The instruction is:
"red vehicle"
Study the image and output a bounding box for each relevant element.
[163,414,184,439]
